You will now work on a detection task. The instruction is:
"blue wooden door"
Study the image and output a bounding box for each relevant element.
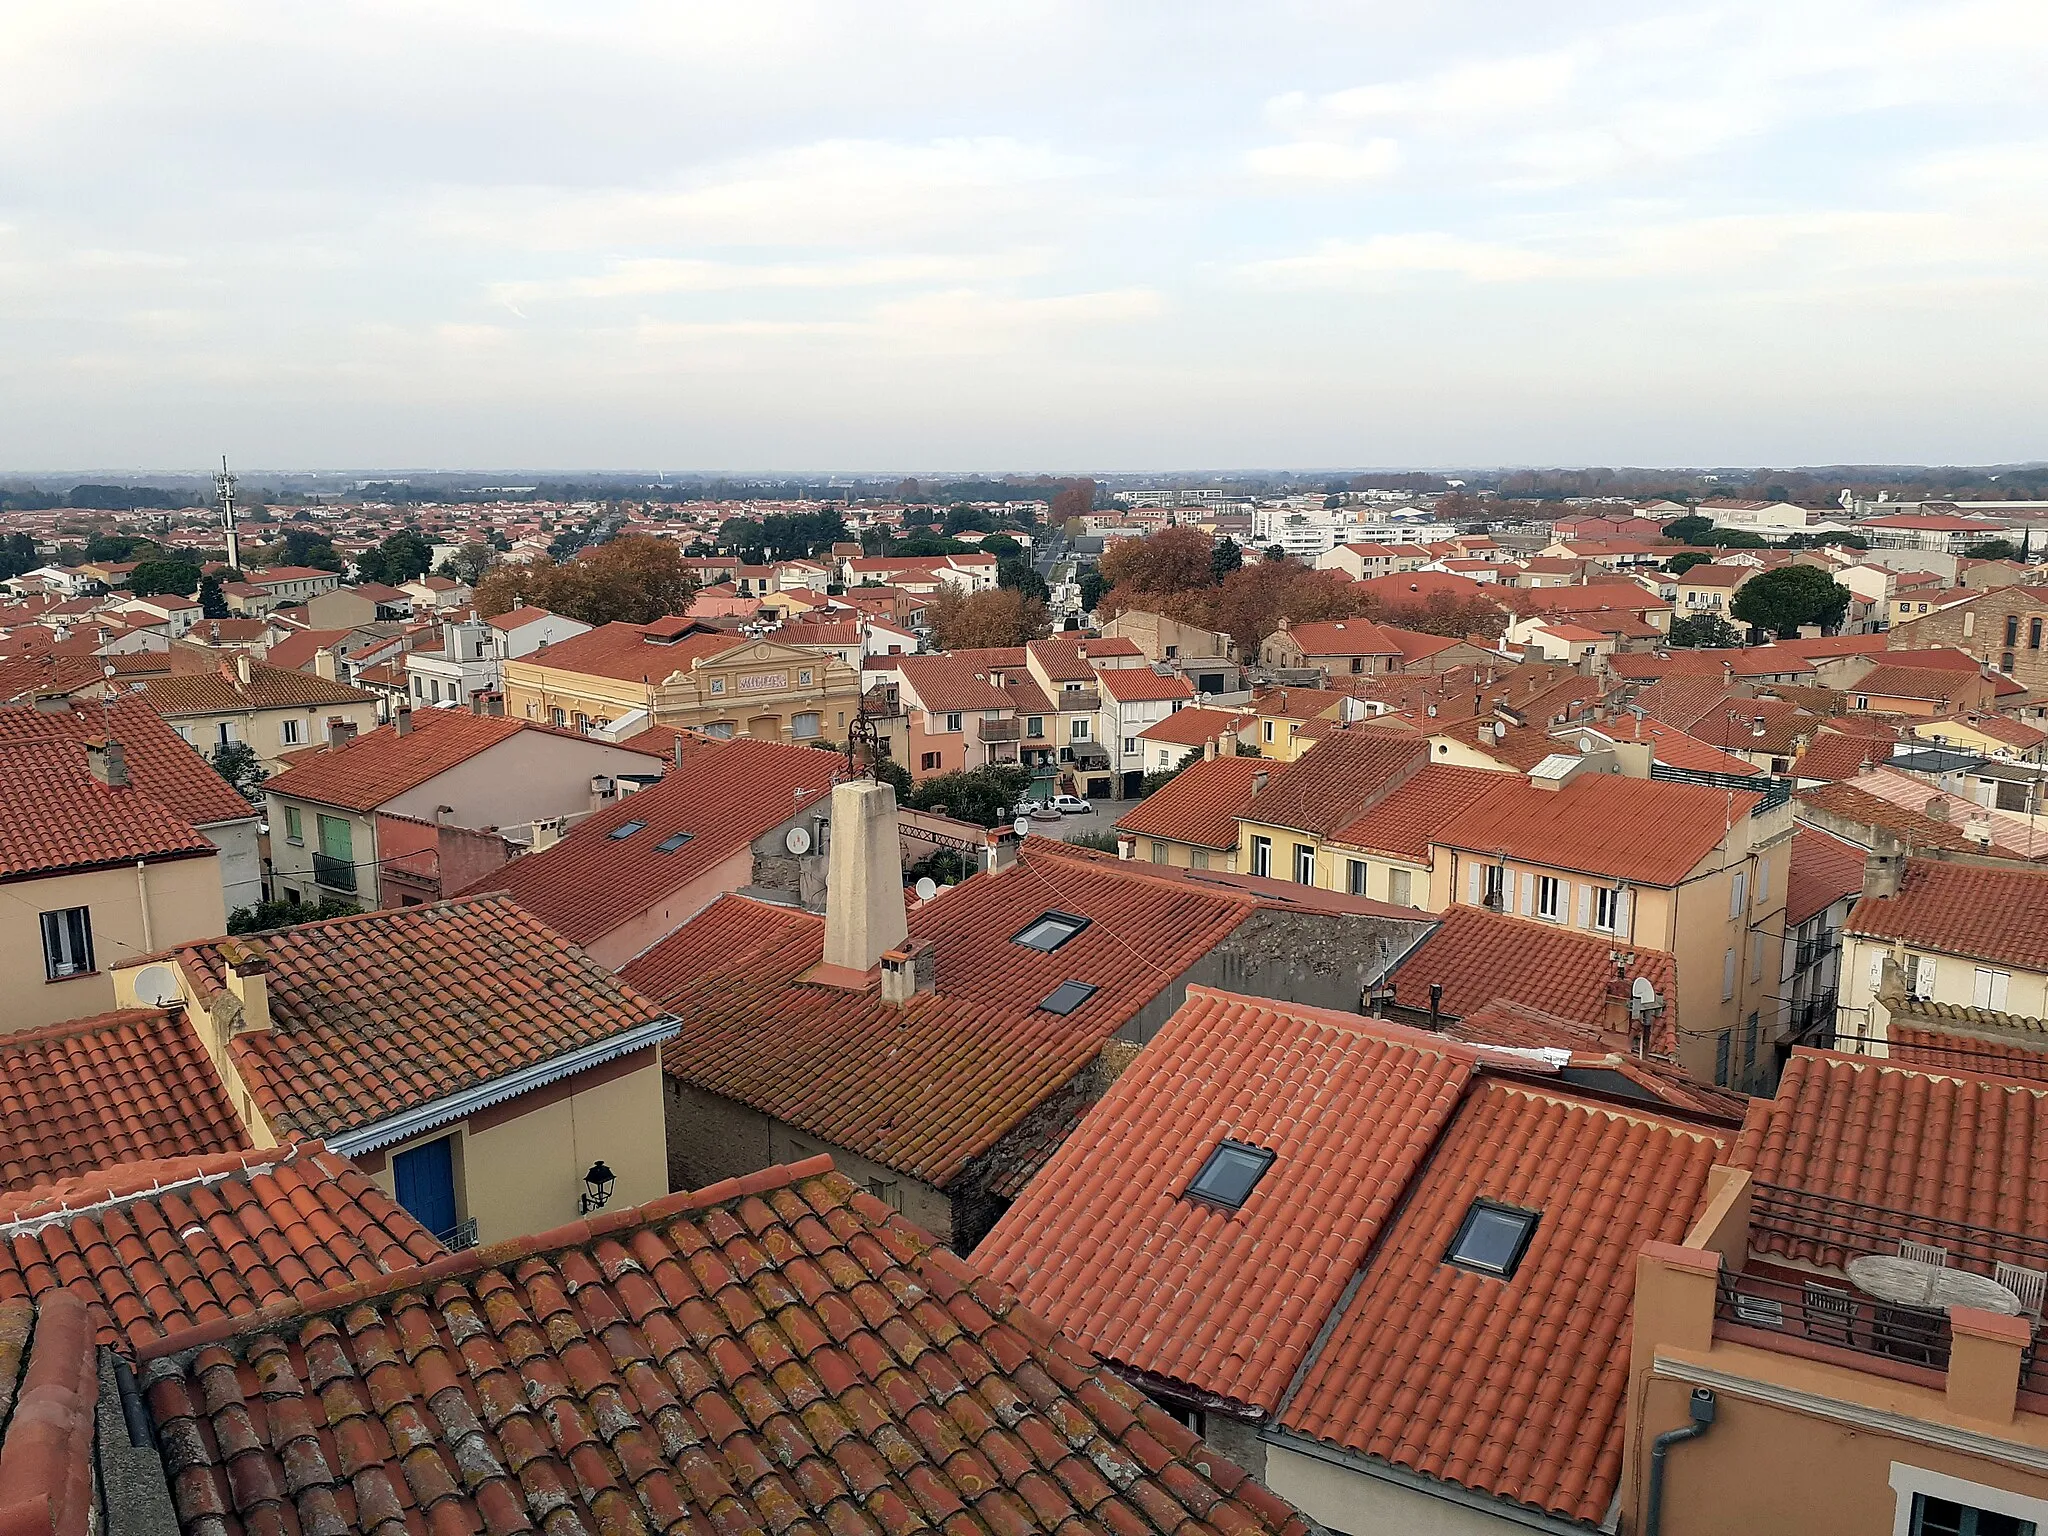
[393,1137,457,1238]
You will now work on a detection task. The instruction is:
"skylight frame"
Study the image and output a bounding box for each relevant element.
[1445,1198,1540,1278]
[655,832,693,852]
[608,820,648,840]
[1185,1140,1276,1211]
[1011,910,1091,952]
[1038,980,1098,1015]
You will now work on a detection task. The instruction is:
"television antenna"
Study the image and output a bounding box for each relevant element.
[215,455,242,573]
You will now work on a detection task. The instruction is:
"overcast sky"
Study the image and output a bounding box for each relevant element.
[4,1,2047,473]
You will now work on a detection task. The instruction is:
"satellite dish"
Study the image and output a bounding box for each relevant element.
[784,825,812,855]
[1630,976,1657,1006]
[914,877,939,902]
[132,964,181,1008]
[1578,736,1593,753]
[1013,817,1031,839]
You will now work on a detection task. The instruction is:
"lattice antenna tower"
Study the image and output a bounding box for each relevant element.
[216,455,241,573]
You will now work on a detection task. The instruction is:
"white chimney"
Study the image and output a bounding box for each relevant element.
[819,778,909,984]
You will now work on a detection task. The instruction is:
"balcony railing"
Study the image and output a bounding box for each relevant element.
[311,852,357,893]
[1750,1183,2048,1280]
[1716,1269,1951,1373]
[979,718,1021,742]
[435,1218,479,1252]
[1059,689,1100,712]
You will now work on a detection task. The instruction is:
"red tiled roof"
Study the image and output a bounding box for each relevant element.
[1245,729,1426,837]
[1795,780,2024,857]
[1936,711,2048,749]
[173,896,668,1141]
[0,738,219,880]
[1280,619,1402,656]
[1096,668,1196,704]
[1845,858,2048,971]
[1591,715,1762,776]
[1631,676,1737,731]
[138,661,375,717]
[1789,729,1893,782]
[259,627,358,672]
[1889,1019,2048,1086]
[483,603,554,630]
[1388,905,1679,1051]
[515,620,736,682]
[0,1143,442,1352]
[1881,645,2006,672]
[981,992,1474,1413]
[1435,773,1758,886]
[262,708,524,811]
[1025,636,1094,682]
[1354,571,1494,605]
[1279,1076,1725,1525]
[626,848,1258,1188]
[1677,564,1749,588]
[1328,763,1505,862]
[1115,755,1268,850]
[0,694,252,826]
[1136,705,1253,748]
[898,653,1016,712]
[1683,697,1815,755]
[1850,664,1983,703]
[0,1009,246,1195]
[1785,827,1867,927]
[1732,1048,2048,1268]
[140,1158,1308,1536]
[0,1289,97,1536]
[465,736,841,946]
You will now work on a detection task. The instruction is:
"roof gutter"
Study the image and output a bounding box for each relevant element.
[325,1013,682,1156]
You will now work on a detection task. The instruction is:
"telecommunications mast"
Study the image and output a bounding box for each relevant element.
[215,455,241,572]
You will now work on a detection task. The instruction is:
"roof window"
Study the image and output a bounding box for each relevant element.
[1012,911,1090,952]
[1446,1199,1539,1277]
[1038,980,1097,1015]
[655,832,693,852]
[608,820,647,840]
[1186,1140,1275,1210]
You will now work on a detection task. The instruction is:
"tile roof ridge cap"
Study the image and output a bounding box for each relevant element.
[1181,983,1480,1059]
[133,1155,847,1368]
[1793,1043,2048,1096]
[0,1142,313,1240]
[0,1005,174,1055]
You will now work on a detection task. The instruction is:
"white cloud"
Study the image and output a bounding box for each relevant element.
[487,250,1048,306]
[1243,233,1561,287]
[1241,139,1399,181]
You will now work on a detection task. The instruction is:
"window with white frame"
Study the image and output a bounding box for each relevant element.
[1595,886,1623,932]
[1892,1463,2046,1536]
[1723,948,1736,1000]
[944,712,962,733]
[281,717,303,746]
[1293,844,1314,885]
[1388,868,1412,906]
[1537,875,1564,921]
[1974,968,2011,1011]
[1071,718,1089,741]
[1251,836,1271,879]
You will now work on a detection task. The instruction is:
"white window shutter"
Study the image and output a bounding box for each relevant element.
[1519,872,1535,916]
[1614,889,1630,933]
[1576,885,1593,927]
[1466,864,1482,904]
[1974,968,1994,1008]
[1723,948,1736,1000]
[1730,871,1747,919]
[1869,949,1885,988]
[1992,971,2010,1010]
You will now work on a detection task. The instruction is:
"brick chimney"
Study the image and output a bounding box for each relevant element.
[817,778,909,986]
[84,737,128,788]
[394,703,413,737]
[1862,831,1906,901]
[220,937,271,1033]
[312,647,339,681]
[327,718,357,751]
[879,938,936,1005]
[235,651,253,686]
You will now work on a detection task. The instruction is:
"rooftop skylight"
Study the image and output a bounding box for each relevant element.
[1446,1199,1539,1277]
[1038,980,1097,1015]
[1012,911,1090,952]
[608,820,647,840]
[1186,1140,1275,1210]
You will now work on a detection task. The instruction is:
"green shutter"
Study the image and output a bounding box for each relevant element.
[317,814,352,860]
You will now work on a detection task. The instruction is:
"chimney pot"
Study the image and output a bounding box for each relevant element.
[85,737,128,787]
[327,718,357,750]
[235,651,252,686]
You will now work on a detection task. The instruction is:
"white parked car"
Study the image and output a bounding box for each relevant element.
[1051,794,1092,815]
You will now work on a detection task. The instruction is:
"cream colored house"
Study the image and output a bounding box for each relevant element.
[140,654,382,771]
[111,895,677,1249]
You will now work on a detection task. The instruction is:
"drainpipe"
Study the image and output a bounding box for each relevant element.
[1644,1388,1716,1536]
[135,858,154,952]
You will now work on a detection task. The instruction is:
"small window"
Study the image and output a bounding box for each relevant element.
[40,907,94,980]
[1388,868,1412,906]
[1150,840,1169,864]
[1911,1492,2036,1536]
[1039,980,1098,1015]
[1537,875,1563,921]
[1186,1141,1276,1209]
[1348,859,1368,897]
[281,717,303,745]
[945,712,963,733]
[1293,843,1314,885]
[1715,1030,1731,1085]
[1251,835,1272,879]
[1013,911,1090,951]
[656,832,693,852]
[1446,1200,1539,1277]
[283,805,303,845]
[609,820,647,840]
[550,707,567,727]
[2006,614,2021,647]
[1594,886,1622,932]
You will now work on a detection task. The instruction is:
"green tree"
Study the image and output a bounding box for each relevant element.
[0,533,38,580]
[906,765,1032,827]
[980,533,1021,556]
[355,528,435,584]
[272,529,348,572]
[228,896,361,935]
[1664,551,1715,577]
[128,559,201,597]
[1078,569,1107,614]
[1663,515,1716,545]
[997,557,1050,604]
[1730,566,1851,638]
[198,575,229,619]
[1263,545,1287,563]
[1210,536,1243,582]
[1667,613,1743,648]
[1966,539,2018,561]
[210,740,269,802]
[85,532,146,562]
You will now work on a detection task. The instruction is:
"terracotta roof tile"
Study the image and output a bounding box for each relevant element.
[0,1009,247,1195]
[1588,715,1762,776]
[1790,730,1894,783]
[1732,1048,2048,1268]
[0,694,252,826]
[174,896,667,1141]
[515,619,737,682]
[626,848,1258,1188]
[1851,664,1986,704]
[1244,730,1427,838]
[1278,619,1402,656]
[1387,906,1679,1052]
[1785,828,1866,926]
[1442,1002,1749,1117]
[139,1160,1308,1536]
[0,1143,443,1352]
[1434,774,1759,886]
[982,993,1474,1412]
[1115,756,1270,851]
[898,654,1019,713]
[1327,764,1507,862]
[0,738,218,880]
[1095,670,1195,705]
[1135,707,1253,749]
[138,661,375,717]
[465,737,842,946]
[1845,857,2048,971]
[1796,779,2030,858]
[0,1289,97,1536]
[1280,1077,1724,1524]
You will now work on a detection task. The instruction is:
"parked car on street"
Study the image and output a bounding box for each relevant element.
[1051,794,1093,815]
